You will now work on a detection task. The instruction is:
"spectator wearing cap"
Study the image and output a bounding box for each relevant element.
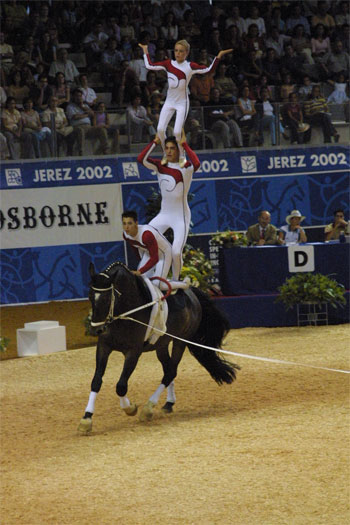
[247,211,279,246]
[278,210,307,244]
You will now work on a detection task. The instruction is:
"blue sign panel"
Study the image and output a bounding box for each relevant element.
[1,145,349,304]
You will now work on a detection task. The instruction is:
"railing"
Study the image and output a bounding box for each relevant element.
[2,102,349,160]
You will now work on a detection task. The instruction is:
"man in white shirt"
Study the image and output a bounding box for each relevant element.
[49,48,79,87]
[245,5,266,37]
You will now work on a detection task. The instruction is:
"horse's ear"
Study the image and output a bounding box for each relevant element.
[89,262,96,277]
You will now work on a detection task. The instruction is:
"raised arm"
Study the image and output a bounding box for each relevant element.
[139,43,168,71]
[137,139,161,171]
[180,128,200,171]
[217,48,233,60]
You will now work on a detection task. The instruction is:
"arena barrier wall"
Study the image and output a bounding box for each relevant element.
[1,145,349,305]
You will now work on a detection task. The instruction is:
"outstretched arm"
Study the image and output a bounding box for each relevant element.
[138,43,148,54]
[217,48,233,60]
[190,49,232,77]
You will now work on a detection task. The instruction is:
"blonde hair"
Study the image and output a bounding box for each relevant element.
[175,40,190,54]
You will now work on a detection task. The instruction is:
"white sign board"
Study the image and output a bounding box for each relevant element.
[288,245,315,272]
[1,185,123,249]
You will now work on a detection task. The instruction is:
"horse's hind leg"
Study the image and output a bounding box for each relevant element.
[139,343,184,421]
[163,342,186,413]
[117,350,142,417]
[163,381,176,414]
[78,343,111,434]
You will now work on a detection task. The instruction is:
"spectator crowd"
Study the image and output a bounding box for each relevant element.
[1,0,349,159]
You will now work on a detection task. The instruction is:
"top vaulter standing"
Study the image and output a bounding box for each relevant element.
[138,40,232,166]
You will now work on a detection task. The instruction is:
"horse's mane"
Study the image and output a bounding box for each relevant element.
[96,261,151,301]
[102,260,131,277]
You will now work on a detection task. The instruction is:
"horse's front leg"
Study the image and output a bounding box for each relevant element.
[78,341,112,434]
[117,350,142,417]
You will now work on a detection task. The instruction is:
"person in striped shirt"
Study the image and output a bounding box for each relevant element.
[303,85,340,143]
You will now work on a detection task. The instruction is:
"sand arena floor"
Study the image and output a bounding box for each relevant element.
[0,325,349,525]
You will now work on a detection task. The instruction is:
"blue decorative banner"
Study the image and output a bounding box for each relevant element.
[1,145,349,304]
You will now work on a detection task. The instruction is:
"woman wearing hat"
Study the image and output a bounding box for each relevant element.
[278,210,308,244]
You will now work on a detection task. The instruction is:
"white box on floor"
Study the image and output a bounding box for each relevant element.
[17,321,66,357]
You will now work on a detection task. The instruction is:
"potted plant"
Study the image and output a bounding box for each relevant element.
[211,230,248,247]
[276,272,346,311]
[0,336,10,353]
[180,244,214,292]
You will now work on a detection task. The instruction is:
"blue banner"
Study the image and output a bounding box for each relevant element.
[1,145,349,304]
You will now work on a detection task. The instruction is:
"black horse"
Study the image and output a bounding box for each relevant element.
[78,261,240,433]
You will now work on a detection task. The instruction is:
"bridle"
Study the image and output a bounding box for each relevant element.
[90,275,172,328]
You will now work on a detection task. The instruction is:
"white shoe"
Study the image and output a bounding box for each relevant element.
[179,157,186,168]
[161,155,168,165]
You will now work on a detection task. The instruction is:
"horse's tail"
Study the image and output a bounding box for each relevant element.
[188,287,240,385]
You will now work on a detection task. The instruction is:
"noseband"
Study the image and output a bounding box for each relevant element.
[90,283,122,327]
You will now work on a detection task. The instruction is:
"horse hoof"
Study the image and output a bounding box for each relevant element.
[161,402,174,414]
[77,417,92,434]
[139,401,155,422]
[123,404,138,416]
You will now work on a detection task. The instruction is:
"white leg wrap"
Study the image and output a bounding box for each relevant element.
[149,384,165,404]
[119,396,131,409]
[166,381,176,403]
[85,391,97,414]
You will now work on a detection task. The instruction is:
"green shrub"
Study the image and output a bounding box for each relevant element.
[276,273,346,310]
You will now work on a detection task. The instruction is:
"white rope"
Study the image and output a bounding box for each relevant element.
[120,316,350,375]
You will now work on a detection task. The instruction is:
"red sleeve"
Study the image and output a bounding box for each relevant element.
[183,142,201,172]
[189,57,220,74]
[138,230,159,274]
[137,140,157,165]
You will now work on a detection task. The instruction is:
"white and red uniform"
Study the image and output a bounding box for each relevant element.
[137,140,200,279]
[123,224,172,285]
[143,53,220,157]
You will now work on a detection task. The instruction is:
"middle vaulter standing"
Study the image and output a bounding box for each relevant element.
[137,131,200,281]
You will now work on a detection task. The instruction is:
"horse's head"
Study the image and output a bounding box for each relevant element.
[88,262,122,335]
